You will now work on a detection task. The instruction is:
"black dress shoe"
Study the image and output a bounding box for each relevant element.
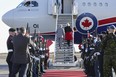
[42,71,46,73]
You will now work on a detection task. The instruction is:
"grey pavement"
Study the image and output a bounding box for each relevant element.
[0,53,8,77]
[0,53,116,77]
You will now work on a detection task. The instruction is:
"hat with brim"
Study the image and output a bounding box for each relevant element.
[107,25,116,29]
[9,28,16,32]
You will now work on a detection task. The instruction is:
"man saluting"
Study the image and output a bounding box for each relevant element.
[11,27,30,77]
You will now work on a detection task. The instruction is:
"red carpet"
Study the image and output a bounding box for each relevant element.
[42,70,87,77]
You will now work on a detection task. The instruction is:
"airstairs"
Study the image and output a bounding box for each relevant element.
[53,14,76,66]
[52,0,78,66]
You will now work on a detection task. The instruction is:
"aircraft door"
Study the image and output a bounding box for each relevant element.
[48,0,54,14]
[62,0,73,14]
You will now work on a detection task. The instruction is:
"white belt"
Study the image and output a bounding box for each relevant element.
[30,55,40,61]
[8,49,13,52]
[40,55,45,58]
[90,48,94,50]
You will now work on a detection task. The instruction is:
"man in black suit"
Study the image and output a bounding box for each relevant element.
[6,28,16,77]
[11,27,30,77]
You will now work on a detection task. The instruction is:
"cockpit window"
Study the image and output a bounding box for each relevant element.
[24,1,38,7]
[31,1,38,7]
[24,1,31,7]
[17,1,38,8]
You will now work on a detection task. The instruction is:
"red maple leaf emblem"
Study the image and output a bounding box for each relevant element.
[82,19,92,28]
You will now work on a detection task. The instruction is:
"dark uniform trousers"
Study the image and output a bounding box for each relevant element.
[6,52,13,77]
[6,35,14,77]
[11,63,28,77]
[99,52,104,77]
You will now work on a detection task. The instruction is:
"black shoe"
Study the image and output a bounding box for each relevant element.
[42,71,46,73]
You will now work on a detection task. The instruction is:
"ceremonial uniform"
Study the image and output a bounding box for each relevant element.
[6,28,16,77]
[6,35,14,77]
[94,38,103,77]
[82,38,95,77]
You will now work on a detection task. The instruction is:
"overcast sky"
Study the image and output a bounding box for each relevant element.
[0,0,23,53]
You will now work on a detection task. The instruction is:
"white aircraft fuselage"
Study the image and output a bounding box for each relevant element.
[2,0,116,43]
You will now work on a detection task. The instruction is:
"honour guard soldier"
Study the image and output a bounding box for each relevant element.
[101,25,116,77]
[6,28,16,77]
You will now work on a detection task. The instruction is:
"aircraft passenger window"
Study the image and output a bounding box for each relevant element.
[82,2,86,6]
[105,3,108,6]
[88,2,91,6]
[93,2,97,6]
[99,3,102,7]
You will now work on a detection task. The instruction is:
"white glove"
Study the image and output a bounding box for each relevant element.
[94,52,100,56]
[90,48,94,50]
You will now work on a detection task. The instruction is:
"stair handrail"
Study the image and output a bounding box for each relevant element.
[71,14,75,63]
[54,13,59,63]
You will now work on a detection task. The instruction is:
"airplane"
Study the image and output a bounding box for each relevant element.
[2,0,116,44]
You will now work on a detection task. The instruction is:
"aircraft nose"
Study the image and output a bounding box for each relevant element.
[2,10,14,26]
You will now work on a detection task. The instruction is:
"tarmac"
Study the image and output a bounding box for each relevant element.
[0,53,8,77]
[0,53,83,77]
[0,53,116,77]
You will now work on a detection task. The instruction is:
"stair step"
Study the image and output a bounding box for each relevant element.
[54,14,75,65]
